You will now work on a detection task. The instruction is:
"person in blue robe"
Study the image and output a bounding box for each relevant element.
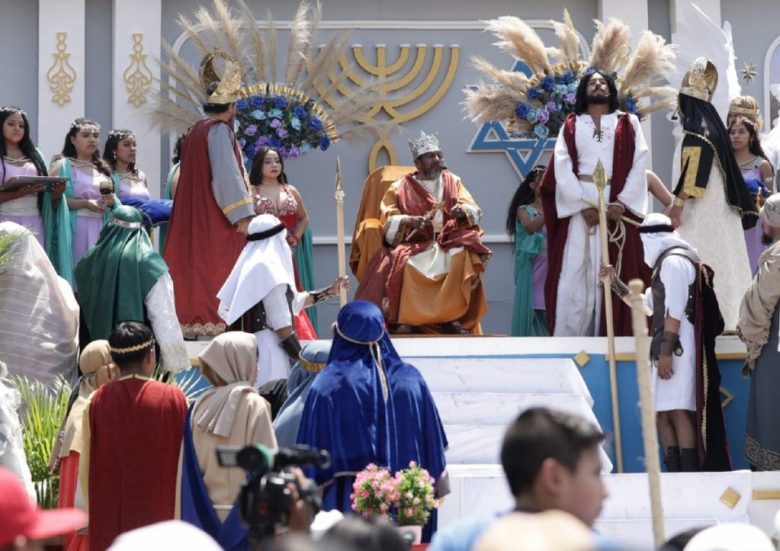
[296,300,397,513]
[273,340,331,448]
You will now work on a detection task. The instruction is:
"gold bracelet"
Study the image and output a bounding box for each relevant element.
[673,196,685,208]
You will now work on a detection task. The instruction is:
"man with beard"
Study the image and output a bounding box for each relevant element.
[738,193,780,470]
[541,70,650,336]
[602,213,731,472]
[355,131,491,334]
[163,50,255,337]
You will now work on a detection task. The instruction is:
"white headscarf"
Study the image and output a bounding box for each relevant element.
[640,212,696,267]
[0,222,79,389]
[217,214,296,325]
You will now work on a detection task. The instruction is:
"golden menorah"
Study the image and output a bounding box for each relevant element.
[316,43,460,171]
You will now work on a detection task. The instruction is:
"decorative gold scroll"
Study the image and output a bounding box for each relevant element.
[123,33,154,108]
[46,32,77,107]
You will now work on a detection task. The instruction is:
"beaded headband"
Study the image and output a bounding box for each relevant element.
[70,120,100,133]
[110,337,155,355]
[110,218,142,230]
[728,106,759,117]
[0,106,27,117]
[107,129,134,141]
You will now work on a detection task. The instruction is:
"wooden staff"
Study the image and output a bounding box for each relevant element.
[594,159,623,473]
[628,278,665,547]
[334,158,347,306]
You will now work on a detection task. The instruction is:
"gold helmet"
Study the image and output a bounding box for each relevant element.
[199,49,243,105]
[680,57,718,102]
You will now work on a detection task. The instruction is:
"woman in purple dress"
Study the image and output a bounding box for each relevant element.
[0,106,65,247]
[103,129,150,203]
[51,118,116,268]
[728,115,774,273]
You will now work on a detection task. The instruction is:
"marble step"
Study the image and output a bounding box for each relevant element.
[430,391,598,427]
[443,423,612,471]
[413,358,592,403]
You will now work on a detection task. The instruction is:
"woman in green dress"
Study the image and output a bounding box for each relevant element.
[506,166,549,336]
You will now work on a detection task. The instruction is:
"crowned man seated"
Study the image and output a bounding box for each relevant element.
[355,131,491,334]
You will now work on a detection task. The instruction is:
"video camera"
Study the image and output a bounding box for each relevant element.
[217,444,331,542]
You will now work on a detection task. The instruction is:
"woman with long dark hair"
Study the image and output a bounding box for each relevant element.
[248,146,317,338]
[728,115,774,273]
[506,165,549,336]
[0,106,71,277]
[51,118,117,269]
[103,128,149,202]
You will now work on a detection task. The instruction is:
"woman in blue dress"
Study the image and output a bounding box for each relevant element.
[506,165,549,336]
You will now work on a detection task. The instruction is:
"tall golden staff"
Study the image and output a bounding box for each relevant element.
[628,279,665,546]
[334,158,347,306]
[594,159,623,473]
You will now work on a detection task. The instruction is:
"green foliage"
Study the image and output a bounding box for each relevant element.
[9,376,71,509]
[394,461,437,526]
[0,229,23,275]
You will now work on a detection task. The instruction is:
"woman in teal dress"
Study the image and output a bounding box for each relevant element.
[506,166,549,336]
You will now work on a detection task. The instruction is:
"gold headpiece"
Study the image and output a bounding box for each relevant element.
[729,105,759,117]
[110,337,155,355]
[680,57,718,102]
[199,49,243,105]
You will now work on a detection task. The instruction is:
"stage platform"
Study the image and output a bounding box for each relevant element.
[183,335,777,547]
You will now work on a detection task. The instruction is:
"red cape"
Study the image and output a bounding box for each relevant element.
[88,378,187,551]
[540,113,650,336]
[164,118,248,336]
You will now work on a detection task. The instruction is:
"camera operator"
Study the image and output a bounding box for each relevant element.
[211,444,331,549]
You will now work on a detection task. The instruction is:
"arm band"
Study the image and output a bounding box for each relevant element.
[310,285,334,305]
[611,278,630,299]
[659,331,682,357]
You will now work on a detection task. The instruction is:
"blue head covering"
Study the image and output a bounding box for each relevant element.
[296,301,397,512]
[273,340,331,448]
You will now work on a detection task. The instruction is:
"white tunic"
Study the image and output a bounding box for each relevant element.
[642,255,697,412]
[553,112,648,336]
[253,284,308,388]
[672,142,752,332]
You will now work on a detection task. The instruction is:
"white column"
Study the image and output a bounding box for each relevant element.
[37,0,86,163]
[599,0,653,170]
[112,0,162,197]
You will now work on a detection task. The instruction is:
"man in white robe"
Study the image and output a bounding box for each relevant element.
[543,70,649,337]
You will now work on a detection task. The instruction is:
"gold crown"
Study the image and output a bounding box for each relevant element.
[728,105,760,117]
[199,49,243,105]
[680,57,718,102]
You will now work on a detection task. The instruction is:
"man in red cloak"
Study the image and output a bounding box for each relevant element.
[541,70,650,336]
[80,322,187,551]
[163,50,255,337]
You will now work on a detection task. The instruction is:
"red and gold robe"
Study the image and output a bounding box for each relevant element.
[355,171,491,332]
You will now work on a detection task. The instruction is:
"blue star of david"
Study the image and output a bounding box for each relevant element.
[467,60,555,178]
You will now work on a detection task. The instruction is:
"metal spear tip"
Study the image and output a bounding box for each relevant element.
[593,159,607,190]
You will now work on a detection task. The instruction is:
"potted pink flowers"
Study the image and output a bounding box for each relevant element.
[350,463,400,518]
[351,461,438,545]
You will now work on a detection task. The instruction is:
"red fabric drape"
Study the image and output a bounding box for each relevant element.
[88,379,187,551]
[541,113,650,335]
[164,118,248,336]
